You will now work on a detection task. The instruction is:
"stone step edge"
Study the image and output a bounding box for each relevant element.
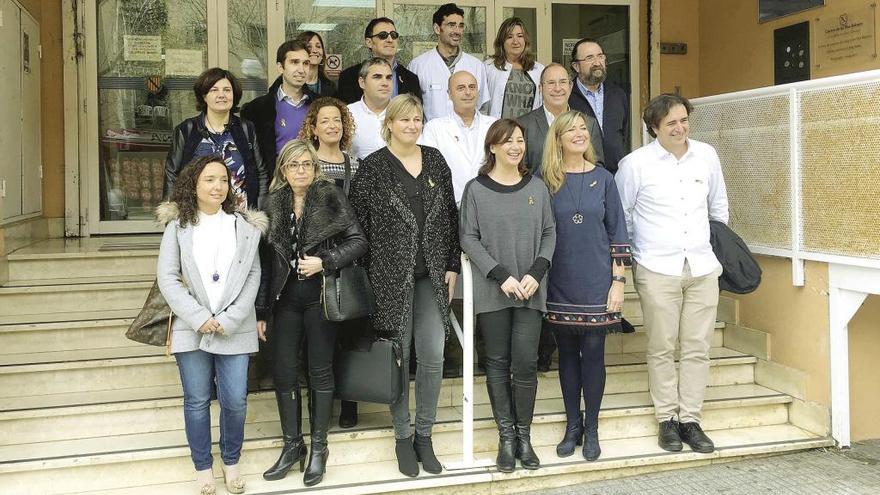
[0,281,153,295]
[86,435,833,495]
[2,275,155,288]
[0,351,754,380]
[0,393,794,471]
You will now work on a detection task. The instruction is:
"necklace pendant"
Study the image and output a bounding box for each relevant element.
[572,213,584,224]
[212,271,220,283]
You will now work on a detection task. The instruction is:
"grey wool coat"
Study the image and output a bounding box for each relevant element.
[156,201,268,355]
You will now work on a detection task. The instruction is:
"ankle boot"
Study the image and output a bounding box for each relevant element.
[556,412,584,457]
[486,381,516,472]
[338,400,358,429]
[512,382,540,469]
[583,423,601,461]
[303,390,333,487]
[413,433,443,474]
[263,389,307,481]
[395,436,420,477]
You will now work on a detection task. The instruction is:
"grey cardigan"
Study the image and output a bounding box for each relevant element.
[156,202,268,355]
[459,174,556,315]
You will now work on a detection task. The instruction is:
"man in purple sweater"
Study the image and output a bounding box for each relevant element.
[242,39,317,176]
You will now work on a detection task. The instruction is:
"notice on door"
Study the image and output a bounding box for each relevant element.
[123,35,163,62]
[814,5,877,70]
[165,49,205,77]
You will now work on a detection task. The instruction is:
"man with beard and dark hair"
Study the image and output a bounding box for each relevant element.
[569,38,629,174]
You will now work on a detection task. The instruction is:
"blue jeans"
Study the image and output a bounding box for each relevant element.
[175,350,250,471]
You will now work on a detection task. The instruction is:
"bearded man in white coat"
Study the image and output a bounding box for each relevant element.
[420,71,497,206]
[408,3,489,121]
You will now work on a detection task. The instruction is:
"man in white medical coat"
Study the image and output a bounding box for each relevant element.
[420,71,497,206]
[408,3,489,121]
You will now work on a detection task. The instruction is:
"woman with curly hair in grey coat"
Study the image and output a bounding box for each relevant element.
[349,94,461,478]
[156,154,267,495]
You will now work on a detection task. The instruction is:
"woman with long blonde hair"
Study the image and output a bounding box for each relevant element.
[540,110,631,462]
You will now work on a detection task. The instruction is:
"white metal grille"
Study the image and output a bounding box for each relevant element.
[799,81,880,258]
[690,95,793,250]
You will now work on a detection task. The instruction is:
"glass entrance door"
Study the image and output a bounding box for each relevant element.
[495,0,550,63]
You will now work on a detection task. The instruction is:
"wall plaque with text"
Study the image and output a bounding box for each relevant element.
[813,5,877,70]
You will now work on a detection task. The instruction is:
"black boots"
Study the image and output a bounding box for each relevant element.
[263,390,307,481]
[413,433,443,474]
[395,436,420,477]
[583,424,601,461]
[658,419,683,452]
[303,390,333,486]
[338,400,358,429]
[512,382,540,470]
[556,412,584,457]
[486,381,516,472]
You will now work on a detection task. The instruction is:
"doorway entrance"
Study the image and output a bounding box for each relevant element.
[75,0,638,235]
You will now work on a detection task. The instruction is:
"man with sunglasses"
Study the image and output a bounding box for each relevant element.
[335,17,422,105]
[569,38,629,174]
[408,3,489,121]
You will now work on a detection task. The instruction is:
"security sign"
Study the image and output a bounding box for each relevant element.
[326,54,342,70]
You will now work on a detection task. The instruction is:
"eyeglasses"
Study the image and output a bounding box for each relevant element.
[370,30,400,40]
[284,161,314,172]
[574,53,606,64]
[543,79,570,88]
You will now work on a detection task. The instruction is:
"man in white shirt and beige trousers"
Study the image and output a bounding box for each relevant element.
[616,94,728,455]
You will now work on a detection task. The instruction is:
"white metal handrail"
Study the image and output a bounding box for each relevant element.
[445,253,493,470]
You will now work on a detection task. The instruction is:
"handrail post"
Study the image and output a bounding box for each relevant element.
[444,253,493,470]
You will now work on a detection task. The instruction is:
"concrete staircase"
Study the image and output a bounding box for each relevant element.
[0,237,832,495]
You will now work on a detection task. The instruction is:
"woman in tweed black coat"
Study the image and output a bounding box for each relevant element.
[348,94,461,478]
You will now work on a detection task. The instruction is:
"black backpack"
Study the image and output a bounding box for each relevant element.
[709,220,762,294]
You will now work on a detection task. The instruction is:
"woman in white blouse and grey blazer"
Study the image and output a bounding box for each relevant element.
[156,153,267,495]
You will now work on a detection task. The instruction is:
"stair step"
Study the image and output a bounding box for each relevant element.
[0,421,829,494]
[0,348,755,408]
[6,236,160,282]
[0,319,135,355]
[0,317,724,361]
[0,281,152,318]
[0,308,139,326]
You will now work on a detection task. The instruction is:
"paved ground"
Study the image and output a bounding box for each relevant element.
[524,440,880,495]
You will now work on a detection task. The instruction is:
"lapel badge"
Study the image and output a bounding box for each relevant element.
[428,177,436,188]
[454,135,459,142]
[589,180,598,188]
[280,118,287,127]
[528,196,535,205]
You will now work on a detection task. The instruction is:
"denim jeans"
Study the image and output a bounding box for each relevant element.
[390,276,446,439]
[175,350,250,471]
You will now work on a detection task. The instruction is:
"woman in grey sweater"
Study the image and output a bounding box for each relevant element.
[459,119,556,472]
[156,154,266,495]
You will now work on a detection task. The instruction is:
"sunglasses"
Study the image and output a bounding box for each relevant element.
[370,30,400,41]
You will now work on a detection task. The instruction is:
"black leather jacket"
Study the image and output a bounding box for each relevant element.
[163,113,268,208]
[256,180,367,320]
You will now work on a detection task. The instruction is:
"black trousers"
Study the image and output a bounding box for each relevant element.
[477,307,542,388]
[270,276,337,395]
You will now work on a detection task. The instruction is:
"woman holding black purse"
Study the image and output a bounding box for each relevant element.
[256,139,367,486]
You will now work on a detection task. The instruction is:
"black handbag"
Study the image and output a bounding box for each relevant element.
[335,335,405,404]
[321,264,376,321]
[125,279,174,354]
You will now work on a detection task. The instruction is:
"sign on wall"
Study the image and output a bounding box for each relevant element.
[813,5,877,71]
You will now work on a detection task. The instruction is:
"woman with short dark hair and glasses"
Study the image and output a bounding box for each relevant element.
[164,67,268,210]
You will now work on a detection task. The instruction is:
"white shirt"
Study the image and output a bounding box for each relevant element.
[348,98,388,161]
[616,138,729,277]
[419,110,497,204]
[408,48,490,121]
[192,210,237,313]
